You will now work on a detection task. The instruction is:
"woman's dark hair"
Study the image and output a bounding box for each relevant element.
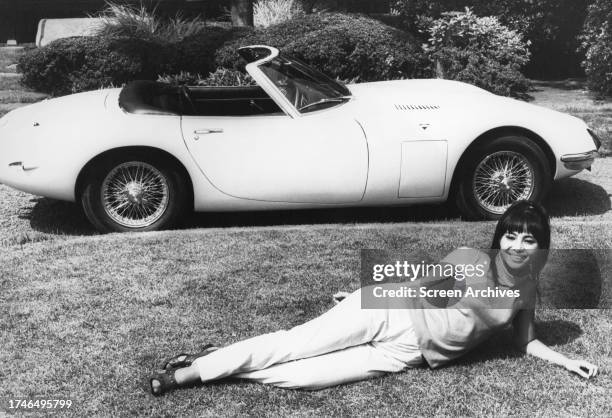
[491,200,551,274]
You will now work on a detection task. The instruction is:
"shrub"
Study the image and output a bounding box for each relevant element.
[390,0,440,34]
[392,0,588,79]
[157,71,202,85]
[581,0,612,97]
[194,68,257,86]
[158,69,256,86]
[18,36,170,96]
[215,12,429,81]
[424,9,531,98]
[254,0,304,28]
[95,1,207,42]
[17,25,246,96]
[18,12,427,95]
[173,27,249,76]
[18,3,242,95]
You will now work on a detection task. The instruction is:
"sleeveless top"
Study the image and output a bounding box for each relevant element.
[406,248,537,368]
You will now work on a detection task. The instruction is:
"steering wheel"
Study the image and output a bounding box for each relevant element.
[180,85,196,115]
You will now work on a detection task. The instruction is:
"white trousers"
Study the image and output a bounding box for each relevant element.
[193,289,423,390]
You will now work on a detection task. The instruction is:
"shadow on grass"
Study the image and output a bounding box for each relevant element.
[21,196,460,236]
[454,319,583,366]
[545,177,611,217]
[180,176,611,228]
[20,197,98,235]
[20,173,609,234]
[535,320,584,346]
[183,203,459,229]
[540,250,605,309]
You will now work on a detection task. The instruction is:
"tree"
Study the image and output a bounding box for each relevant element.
[580,0,612,96]
[231,0,254,26]
[392,0,589,78]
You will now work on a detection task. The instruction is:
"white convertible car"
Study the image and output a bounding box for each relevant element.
[0,46,601,232]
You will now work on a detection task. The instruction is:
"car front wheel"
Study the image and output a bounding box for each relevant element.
[455,136,552,220]
[81,156,188,232]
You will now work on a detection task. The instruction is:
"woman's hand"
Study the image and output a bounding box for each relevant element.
[564,359,599,379]
[514,311,599,380]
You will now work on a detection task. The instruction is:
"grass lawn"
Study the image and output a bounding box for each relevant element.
[0,46,23,73]
[0,48,48,118]
[531,80,612,155]
[0,50,611,416]
[1,227,610,416]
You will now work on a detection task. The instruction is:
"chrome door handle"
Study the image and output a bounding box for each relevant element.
[8,161,38,171]
[193,128,223,141]
[194,129,223,134]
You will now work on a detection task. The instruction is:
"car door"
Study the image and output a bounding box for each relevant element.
[181,111,368,204]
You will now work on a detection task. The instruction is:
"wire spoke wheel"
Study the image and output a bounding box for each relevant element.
[101,161,170,228]
[472,151,534,214]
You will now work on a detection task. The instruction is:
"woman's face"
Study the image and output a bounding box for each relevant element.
[499,230,540,273]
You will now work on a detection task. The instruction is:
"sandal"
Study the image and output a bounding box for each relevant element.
[149,369,179,397]
[162,343,217,370]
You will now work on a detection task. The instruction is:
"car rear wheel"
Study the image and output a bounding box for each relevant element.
[455,136,552,220]
[81,155,188,232]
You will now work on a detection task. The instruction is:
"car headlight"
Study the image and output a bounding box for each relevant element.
[587,128,602,150]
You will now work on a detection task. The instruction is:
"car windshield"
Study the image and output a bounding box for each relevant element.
[258,55,351,113]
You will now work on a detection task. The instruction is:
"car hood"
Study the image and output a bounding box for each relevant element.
[345,78,576,124]
[346,79,492,107]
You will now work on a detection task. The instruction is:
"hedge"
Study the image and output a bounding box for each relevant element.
[19,11,534,97]
[18,36,171,96]
[17,27,243,96]
[215,13,430,82]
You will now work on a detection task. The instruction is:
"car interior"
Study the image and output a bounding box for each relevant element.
[118,81,283,117]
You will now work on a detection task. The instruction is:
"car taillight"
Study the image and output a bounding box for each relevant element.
[587,128,602,150]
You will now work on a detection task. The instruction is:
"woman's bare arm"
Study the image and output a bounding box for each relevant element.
[512,309,598,379]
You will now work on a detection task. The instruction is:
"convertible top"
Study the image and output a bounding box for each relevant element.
[119,81,183,116]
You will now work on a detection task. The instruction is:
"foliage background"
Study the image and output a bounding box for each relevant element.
[580,0,612,97]
[424,9,531,97]
[14,1,612,98]
[392,0,588,79]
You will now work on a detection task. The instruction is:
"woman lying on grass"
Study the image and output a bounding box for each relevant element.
[149,200,598,395]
